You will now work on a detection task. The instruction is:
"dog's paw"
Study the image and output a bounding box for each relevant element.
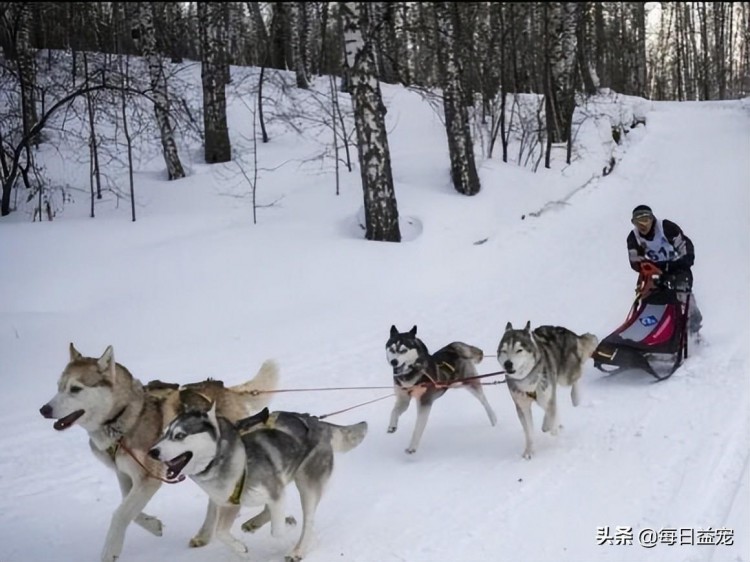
[405,447,417,454]
[100,547,120,562]
[218,532,249,556]
[387,426,397,433]
[285,515,297,527]
[189,536,211,548]
[522,449,533,460]
[241,519,263,533]
[285,554,304,562]
[135,513,163,536]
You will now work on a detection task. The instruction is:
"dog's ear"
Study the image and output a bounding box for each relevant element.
[179,389,213,414]
[390,325,398,338]
[524,321,531,333]
[409,325,417,337]
[97,346,116,379]
[505,322,513,332]
[69,343,83,361]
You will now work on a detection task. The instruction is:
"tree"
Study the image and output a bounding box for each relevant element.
[198,2,231,163]
[342,2,401,242]
[133,2,185,180]
[435,2,481,195]
[543,2,578,167]
[2,3,39,139]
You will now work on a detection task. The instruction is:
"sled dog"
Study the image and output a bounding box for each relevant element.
[39,344,279,562]
[149,397,368,561]
[385,325,497,454]
[497,322,598,459]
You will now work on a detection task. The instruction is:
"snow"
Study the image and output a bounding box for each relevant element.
[1,62,748,562]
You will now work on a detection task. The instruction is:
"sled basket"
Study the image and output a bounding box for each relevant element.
[593,264,690,381]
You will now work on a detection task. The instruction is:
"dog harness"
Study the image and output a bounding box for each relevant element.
[228,469,246,505]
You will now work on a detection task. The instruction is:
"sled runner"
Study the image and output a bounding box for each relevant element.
[593,262,691,381]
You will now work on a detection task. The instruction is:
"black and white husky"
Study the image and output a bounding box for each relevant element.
[149,394,367,561]
[497,322,598,459]
[385,325,497,454]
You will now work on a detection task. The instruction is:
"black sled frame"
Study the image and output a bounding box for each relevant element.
[593,263,691,382]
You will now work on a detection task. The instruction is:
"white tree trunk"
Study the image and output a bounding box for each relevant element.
[136,2,186,180]
[342,2,401,242]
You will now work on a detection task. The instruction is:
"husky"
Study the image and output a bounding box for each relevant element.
[497,322,599,459]
[148,395,368,561]
[385,325,497,454]
[39,343,279,562]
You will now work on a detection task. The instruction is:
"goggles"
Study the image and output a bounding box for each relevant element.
[631,212,654,226]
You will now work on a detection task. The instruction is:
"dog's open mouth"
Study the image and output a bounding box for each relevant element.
[53,410,85,431]
[165,452,193,480]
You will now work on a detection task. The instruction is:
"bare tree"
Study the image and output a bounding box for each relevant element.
[543,2,578,167]
[198,2,232,163]
[133,2,185,179]
[2,3,39,139]
[435,2,481,195]
[342,1,400,242]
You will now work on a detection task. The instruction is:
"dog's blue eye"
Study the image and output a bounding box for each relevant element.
[70,386,82,394]
[174,432,186,441]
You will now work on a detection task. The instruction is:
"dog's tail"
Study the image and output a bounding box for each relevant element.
[229,359,280,411]
[325,420,368,453]
[579,333,600,360]
[449,342,484,364]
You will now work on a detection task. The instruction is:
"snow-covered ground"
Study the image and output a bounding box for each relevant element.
[1,62,748,562]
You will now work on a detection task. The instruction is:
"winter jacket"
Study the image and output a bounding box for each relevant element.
[627,218,695,274]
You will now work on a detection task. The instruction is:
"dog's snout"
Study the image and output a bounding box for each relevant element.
[390,359,398,367]
[40,404,53,418]
[148,448,160,460]
[503,360,513,372]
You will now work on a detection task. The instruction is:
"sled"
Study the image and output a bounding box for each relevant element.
[593,262,691,382]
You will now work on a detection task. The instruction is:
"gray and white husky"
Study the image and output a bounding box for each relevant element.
[39,344,279,562]
[385,325,497,454]
[149,397,368,561]
[497,322,598,459]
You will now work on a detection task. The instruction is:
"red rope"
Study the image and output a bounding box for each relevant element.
[118,439,185,484]
[319,393,395,419]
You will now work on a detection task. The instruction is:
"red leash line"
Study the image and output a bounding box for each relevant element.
[319,393,395,419]
[118,440,185,484]
[251,371,507,396]
[250,385,394,395]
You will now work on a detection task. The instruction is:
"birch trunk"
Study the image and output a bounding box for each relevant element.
[342,2,401,242]
[198,2,232,163]
[435,2,481,196]
[135,2,185,179]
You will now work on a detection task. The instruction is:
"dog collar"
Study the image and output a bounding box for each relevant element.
[228,468,246,505]
[103,405,128,429]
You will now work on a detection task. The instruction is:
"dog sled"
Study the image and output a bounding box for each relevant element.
[592,262,692,381]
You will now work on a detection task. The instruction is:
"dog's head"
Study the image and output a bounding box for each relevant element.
[148,392,218,480]
[497,322,538,380]
[385,325,427,376]
[39,344,125,432]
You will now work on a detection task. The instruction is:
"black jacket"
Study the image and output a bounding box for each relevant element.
[626,218,695,273]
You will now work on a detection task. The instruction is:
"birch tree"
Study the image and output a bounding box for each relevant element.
[289,2,310,88]
[435,2,481,196]
[198,2,231,163]
[342,2,401,242]
[543,1,578,165]
[5,3,39,139]
[134,2,185,179]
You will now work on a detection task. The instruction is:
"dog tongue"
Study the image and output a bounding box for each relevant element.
[53,410,84,430]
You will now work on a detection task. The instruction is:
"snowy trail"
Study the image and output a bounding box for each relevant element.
[0,96,747,562]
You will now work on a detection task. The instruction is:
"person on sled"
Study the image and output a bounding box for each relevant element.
[627,204,703,334]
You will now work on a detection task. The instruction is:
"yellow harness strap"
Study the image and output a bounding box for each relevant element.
[228,469,246,505]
